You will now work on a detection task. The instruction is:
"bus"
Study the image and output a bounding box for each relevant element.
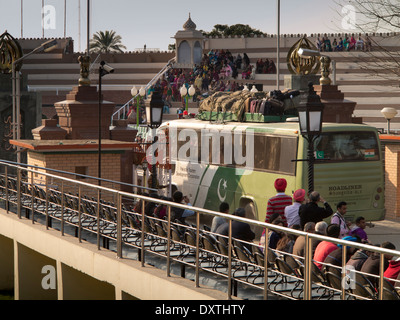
[157,119,385,227]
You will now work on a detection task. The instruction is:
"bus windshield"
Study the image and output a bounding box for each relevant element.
[315,131,380,162]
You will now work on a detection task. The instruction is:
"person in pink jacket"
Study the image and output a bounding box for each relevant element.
[384,258,400,286]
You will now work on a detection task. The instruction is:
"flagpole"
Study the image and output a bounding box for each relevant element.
[20,0,23,38]
[64,0,66,38]
[42,0,44,38]
[87,0,90,55]
[78,0,81,52]
[276,0,280,90]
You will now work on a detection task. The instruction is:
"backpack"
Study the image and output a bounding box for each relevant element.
[258,99,267,115]
[250,100,258,113]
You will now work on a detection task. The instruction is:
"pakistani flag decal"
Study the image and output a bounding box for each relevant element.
[217,178,228,202]
[204,167,240,210]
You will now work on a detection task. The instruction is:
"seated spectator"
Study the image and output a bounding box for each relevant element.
[268,60,276,74]
[350,216,370,243]
[316,37,323,51]
[194,74,203,92]
[292,222,315,258]
[145,192,160,216]
[349,35,357,50]
[241,64,253,80]
[256,58,264,74]
[335,37,344,51]
[324,37,332,52]
[171,191,194,224]
[311,221,328,254]
[258,217,284,252]
[344,36,350,51]
[313,223,341,270]
[360,241,396,287]
[216,207,255,250]
[346,247,373,271]
[384,257,400,286]
[364,35,372,51]
[356,36,364,50]
[323,236,360,271]
[268,217,285,250]
[396,273,400,291]
[224,63,232,78]
[276,230,297,254]
[154,196,172,219]
[243,53,250,69]
[127,106,137,124]
[211,202,229,234]
[235,54,242,70]
[315,221,328,235]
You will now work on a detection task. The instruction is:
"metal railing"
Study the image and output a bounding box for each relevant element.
[0,160,399,300]
[110,57,176,125]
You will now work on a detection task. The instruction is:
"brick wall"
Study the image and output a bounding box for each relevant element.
[27,151,122,202]
[384,144,400,220]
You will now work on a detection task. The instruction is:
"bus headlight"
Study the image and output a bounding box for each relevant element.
[373,202,378,208]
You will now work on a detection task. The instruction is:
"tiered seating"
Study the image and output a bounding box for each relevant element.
[0,171,399,300]
[17,35,400,129]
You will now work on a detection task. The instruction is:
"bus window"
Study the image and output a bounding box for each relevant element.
[254,135,297,174]
[279,137,298,173]
[315,131,380,162]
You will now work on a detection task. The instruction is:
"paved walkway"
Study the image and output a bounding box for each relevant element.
[367,219,400,250]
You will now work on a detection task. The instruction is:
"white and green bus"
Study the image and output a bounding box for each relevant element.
[157,119,385,225]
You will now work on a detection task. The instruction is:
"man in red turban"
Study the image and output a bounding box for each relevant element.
[264,178,293,226]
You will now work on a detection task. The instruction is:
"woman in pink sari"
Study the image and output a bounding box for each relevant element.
[349,36,356,51]
[225,64,232,78]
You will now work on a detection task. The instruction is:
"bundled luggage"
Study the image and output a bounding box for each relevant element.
[198,88,301,121]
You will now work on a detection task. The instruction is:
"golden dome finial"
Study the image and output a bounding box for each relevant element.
[0,31,23,74]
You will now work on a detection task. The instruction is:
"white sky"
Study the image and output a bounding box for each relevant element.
[0,0,362,52]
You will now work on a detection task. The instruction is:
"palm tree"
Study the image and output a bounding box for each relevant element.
[89,30,127,54]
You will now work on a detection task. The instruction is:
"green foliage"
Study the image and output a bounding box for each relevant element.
[200,24,267,37]
[89,30,127,54]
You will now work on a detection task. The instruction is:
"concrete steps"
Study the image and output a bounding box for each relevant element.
[17,36,400,128]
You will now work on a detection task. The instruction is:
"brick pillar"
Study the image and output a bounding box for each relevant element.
[384,144,400,220]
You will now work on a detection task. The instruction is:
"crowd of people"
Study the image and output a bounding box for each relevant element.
[316,34,372,52]
[255,58,277,74]
[162,49,277,104]
[127,34,370,123]
[256,177,400,290]
[164,49,259,99]
[125,48,279,122]
[132,174,400,293]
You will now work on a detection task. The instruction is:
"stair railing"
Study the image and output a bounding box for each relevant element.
[110,57,176,125]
